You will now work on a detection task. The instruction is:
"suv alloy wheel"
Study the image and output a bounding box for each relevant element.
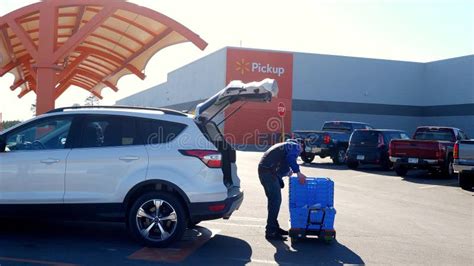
[128,192,187,247]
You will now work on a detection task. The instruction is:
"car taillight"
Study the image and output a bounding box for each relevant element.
[453,142,459,159]
[324,135,331,144]
[179,150,222,168]
[378,133,385,148]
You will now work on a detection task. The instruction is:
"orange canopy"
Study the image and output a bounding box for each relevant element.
[0,0,207,114]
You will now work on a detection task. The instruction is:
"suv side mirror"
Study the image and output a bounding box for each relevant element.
[0,136,6,152]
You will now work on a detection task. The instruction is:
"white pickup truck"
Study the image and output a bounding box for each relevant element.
[454,140,474,191]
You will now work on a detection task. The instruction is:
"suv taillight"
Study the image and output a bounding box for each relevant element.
[179,150,222,168]
[323,135,331,144]
[378,133,385,148]
[453,142,459,159]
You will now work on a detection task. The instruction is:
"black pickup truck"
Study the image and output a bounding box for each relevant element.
[293,121,373,164]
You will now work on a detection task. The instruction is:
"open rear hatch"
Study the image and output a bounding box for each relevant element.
[194,79,279,191]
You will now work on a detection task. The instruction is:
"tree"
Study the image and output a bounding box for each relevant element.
[31,103,36,116]
[85,95,100,106]
[2,120,22,130]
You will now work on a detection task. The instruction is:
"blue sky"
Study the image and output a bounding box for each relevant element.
[1,0,473,120]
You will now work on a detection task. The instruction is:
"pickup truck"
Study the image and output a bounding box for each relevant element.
[293,121,373,164]
[454,140,474,190]
[389,126,470,177]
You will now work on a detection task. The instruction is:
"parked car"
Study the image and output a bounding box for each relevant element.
[0,79,278,247]
[389,126,469,177]
[346,129,410,170]
[293,121,373,164]
[453,140,474,190]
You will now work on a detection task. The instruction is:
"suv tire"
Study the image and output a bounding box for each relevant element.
[301,153,315,164]
[441,155,455,178]
[394,165,408,176]
[459,173,472,191]
[347,161,358,169]
[332,148,347,165]
[128,192,187,247]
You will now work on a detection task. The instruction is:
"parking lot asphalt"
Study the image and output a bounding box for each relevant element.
[0,151,472,265]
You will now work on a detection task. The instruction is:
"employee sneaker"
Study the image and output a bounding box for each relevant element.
[265,232,287,241]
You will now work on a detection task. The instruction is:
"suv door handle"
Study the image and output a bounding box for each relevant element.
[119,156,139,162]
[40,159,60,164]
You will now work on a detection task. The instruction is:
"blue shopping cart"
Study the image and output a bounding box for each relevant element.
[289,177,336,243]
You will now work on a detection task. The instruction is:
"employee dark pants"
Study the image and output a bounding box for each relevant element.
[258,168,282,234]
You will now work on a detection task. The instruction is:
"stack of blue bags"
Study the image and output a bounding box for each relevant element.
[289,177,336,231]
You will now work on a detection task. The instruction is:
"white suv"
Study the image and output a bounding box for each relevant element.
[0,79,278,247]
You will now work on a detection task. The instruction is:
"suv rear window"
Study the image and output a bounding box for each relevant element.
[138,119,187,144]
[351,131,379,145]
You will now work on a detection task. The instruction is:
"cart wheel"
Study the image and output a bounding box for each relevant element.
[320,230,336,244]
[290,237,299,244]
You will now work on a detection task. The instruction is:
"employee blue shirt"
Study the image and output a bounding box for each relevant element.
[259,141,301,177]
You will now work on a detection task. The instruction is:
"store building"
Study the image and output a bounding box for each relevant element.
[117,47,474,144]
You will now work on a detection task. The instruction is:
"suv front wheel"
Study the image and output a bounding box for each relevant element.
[128,192,187,247]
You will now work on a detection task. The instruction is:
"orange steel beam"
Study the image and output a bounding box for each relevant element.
[74,76,96,87]
[10,78,27,91]
[75,47,121,66]
[18,88,32,98]
[0,54,32,77]
[75,47,145,80]
[35,2,58,114]
[54,81,71,99]
[70,80,103,99]
[103,80,118,92]
[82,40,127,60]
[6,18,38,61]
[75,69,104,84]
[72,6,85,35]
[82,60,113,74]
[1,27,16,61]
[79,64,108,76]
[56,52,89,83]
[125,64,146,80]
[0,61,18,77]
[21,56,36,80]
[53,5,117,62]
[61,6,85,58]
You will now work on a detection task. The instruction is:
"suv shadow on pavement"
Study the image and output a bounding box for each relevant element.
[269,238,364,265]
[0,219,253,265]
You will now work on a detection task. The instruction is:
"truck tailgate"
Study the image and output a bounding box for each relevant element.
[390,140,441,159]
[459,140,474,161]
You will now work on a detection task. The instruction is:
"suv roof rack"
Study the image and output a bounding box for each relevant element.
[46,105,189,117]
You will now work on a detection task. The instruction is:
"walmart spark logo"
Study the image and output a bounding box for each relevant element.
[235,59,250,75]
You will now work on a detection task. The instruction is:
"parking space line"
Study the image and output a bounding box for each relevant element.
[127,227,219,263]
[0,256,77,266]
